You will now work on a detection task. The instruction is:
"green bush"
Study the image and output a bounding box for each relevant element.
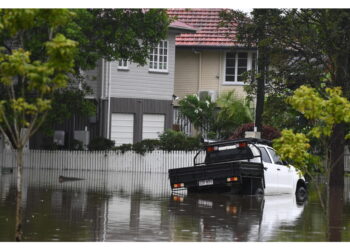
[113,130,202,154]
[131,139,160,155]
[88,137,115,151]
[114,143,133,153]
[159,130,202,151]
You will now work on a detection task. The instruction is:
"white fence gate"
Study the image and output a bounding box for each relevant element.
[0,150,206,173]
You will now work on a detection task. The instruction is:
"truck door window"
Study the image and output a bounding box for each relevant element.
[267,148,283,165]
[258,147,272,163]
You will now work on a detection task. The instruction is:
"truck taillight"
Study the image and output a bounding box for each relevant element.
[173,183,184,188]
[206,146,218,152]
[227,177,238,182]
[173,195,184,202]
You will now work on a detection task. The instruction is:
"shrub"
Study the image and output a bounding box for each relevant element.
[229,123,281,141]
[113,130,202,154]
[159,129,202,151]
[132,139,161,155]
[115,143,133,153]
[88,137,115,151]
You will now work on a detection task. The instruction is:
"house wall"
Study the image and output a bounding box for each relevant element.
[174,49,199,97]
[108,32,177,101]
[174,48,248,100]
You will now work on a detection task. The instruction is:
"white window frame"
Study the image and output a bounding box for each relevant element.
[223,51,257,85]
[149,40,168,73]
[117,59,129,70]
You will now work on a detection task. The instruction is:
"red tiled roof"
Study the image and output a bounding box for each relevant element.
[167,8,238,48]
[169,20,197,32]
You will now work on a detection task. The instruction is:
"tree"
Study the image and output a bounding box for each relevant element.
[0,9,78,241]
[0,9,170,71]
[223,9,350,192]
[220,9,283,132]
[273,85,350,240]
[0,9,170,147]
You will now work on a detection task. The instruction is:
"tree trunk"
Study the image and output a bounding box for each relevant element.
[329,123,345,188]
[327,123,345,241]
[327,185,344,241]
[255,48,266,132]
[15,147,24,241]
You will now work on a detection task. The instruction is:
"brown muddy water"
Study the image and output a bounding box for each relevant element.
[0,169,350,241]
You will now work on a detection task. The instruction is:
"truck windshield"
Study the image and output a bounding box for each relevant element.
[204,145,254,164]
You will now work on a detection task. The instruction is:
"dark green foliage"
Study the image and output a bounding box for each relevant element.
[0,9,170,142]
[130,139,160,155]
[114,143,133,153]
[42,83,96,135]
[88,137,115,151]
[178,94,217,133]
[178,91,253,140]
[158,130,202,151]
[228,122,281,141]
[112,130,202,154]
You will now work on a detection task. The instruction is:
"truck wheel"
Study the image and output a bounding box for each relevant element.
[296,186,307,202]
[255,187,264,196]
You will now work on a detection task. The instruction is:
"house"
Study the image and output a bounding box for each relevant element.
[28,20,196,148]
[168,9,257,101]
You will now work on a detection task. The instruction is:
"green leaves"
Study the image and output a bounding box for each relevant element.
[273,85,350,175]
[288,85,350,139]
[178,91,253,139]
[0,9,77,149]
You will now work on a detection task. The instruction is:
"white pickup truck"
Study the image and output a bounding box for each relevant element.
[168,138,307,200]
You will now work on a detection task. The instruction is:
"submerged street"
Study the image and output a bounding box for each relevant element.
[0,169,350,241]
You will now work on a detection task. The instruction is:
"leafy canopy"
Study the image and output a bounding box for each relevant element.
[0,9,77,149]
[273,85,350,174]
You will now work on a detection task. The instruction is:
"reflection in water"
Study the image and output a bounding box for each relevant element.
[0,169,350,241]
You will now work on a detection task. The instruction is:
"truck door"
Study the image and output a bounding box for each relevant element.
[267,148,293,193]
[258,147,279,195]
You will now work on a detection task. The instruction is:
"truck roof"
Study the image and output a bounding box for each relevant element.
[204,138,272,147]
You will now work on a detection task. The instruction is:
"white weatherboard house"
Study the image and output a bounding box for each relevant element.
[80,21,196,146]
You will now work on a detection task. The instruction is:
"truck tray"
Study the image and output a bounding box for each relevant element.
[169,161,264,190]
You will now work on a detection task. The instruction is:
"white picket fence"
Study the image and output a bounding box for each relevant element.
[0,149,206,173]
[344,154,350,172]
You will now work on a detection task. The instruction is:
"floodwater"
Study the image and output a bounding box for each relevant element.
[0,169,350,241]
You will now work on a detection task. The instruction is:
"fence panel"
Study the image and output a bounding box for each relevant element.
[1,149,206,173]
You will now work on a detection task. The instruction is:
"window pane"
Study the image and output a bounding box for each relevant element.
[226,59,235,67]
[259,147,272,163]
[150,62,153,68]
[226,75,235,81]
[227,52,235,58]
[238,58,248,67]
[226,68,235,74]
[267,148,284,165]
[238,52,247,58]
[237,68,247,75]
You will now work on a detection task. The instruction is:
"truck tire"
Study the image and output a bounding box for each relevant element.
[296,186,307,202]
